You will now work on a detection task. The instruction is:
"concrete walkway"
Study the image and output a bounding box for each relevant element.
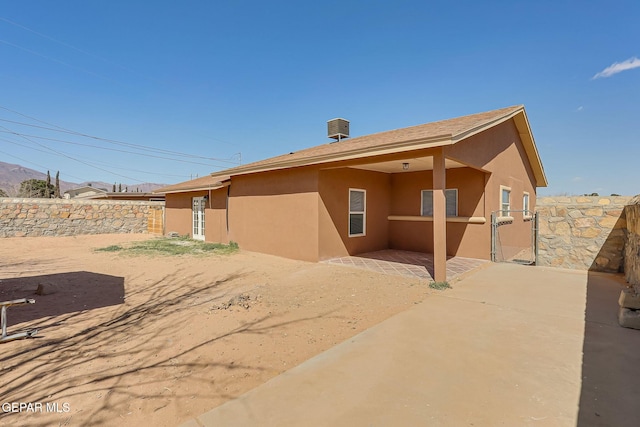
[180,263,640,427]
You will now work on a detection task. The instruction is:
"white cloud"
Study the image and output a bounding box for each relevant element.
[572,176,583,182]
[593,57,640,79]
[576,106,584,112]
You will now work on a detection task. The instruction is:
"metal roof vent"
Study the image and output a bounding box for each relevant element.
[327,118,349,142]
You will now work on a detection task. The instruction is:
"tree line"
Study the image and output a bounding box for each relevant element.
[0,171,61,198]
[0,173,144,198]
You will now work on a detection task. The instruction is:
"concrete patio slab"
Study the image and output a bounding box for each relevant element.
[180,264,640,427]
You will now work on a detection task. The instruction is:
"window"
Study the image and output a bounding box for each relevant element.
[500,186,511,217]
[523,192,531,219]
[349,189,366,237]
[421,189,458,217]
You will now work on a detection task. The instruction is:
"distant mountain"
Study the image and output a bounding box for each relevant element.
[0,161,167,196]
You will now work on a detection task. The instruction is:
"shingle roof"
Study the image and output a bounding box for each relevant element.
[160,105,546,193]
[154,175,229,194]
[212,105,525,178]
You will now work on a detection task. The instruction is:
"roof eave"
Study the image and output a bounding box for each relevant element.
[214,135,454,178]
[511,110,548,187]
[451,105,523,143]
[155,181,229,195]
[450,106,547,188]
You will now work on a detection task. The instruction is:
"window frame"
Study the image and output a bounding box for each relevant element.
[348,188,366,237]
[523,191,532,220]
[421,188,458,217]
[499,185,512,220]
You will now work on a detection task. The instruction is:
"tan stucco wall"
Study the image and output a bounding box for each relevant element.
[318,168,391,260]
[164,191,202,237]
[164,169,322,261]
[446,119,538,260]
[228,168,320,262]
[388,167,489,259]
[207,188,229,243]
[445,119,537,205]
[164,189,228,242]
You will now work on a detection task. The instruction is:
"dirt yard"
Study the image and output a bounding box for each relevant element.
[0,234,430,427]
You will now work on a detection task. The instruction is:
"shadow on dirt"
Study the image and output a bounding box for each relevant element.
[0,269,330,427]
[0,271,124,327]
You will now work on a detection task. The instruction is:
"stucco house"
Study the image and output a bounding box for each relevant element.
[157,105,546,281]
[63,186,108,199]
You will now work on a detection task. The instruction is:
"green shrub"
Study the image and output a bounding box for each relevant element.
[428,281,451,290]
[95,238,239,256]
[95,245,124,252]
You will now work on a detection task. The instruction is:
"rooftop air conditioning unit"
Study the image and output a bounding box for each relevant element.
[327,118,349,142]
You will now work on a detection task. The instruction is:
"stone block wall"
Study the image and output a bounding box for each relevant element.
[0,198,165,237]
[624,196,640,290]
[536,196,631,271]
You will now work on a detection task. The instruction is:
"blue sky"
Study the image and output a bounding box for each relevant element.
[1,1,638,195]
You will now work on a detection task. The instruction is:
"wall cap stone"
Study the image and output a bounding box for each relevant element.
[537,196,633,206]
[0,197,165,207]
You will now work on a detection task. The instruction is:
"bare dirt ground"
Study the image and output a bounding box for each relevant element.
[0,234,430,427]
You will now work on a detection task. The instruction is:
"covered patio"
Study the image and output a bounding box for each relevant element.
[318,146,489,282]
[323,249,488,282]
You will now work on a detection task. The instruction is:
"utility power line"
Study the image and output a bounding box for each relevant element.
[0,16,164,85]
[0,147,88,183]
[1,124,144,183]
[0,106,242,164]
[1,137,191,180]
[0,38,122,85]
[0,18,243,183]
[0,129,236,168]
[0,105,242,183]
[0,114,237,182]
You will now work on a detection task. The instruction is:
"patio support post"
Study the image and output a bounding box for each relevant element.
[432,148,447,282]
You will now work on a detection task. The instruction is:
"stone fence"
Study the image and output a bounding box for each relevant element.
[536,196,632,272]
[0,198,164,237]
[625,197,640,291]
